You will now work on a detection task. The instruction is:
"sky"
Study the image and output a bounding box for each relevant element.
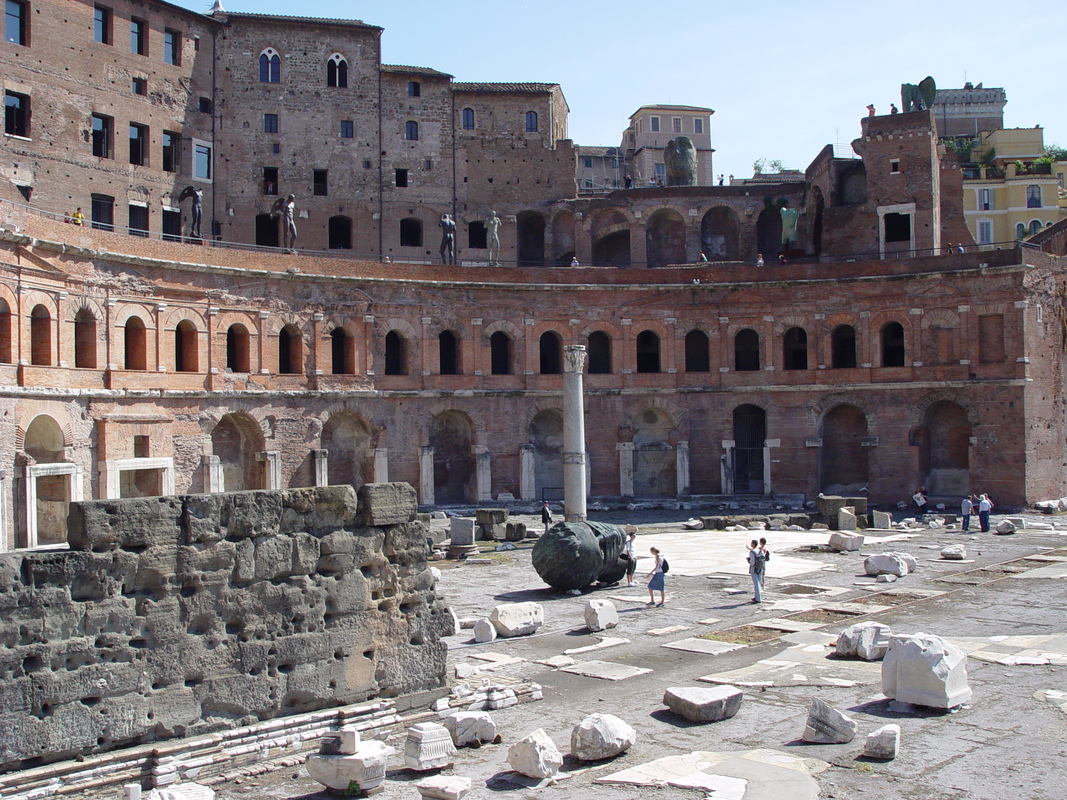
[171,0,1065,179]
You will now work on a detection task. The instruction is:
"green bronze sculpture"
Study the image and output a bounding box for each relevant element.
[664,136,698,186]
[900,76,936,113]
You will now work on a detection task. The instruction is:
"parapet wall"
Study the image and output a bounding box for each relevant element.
[0,483,450,772]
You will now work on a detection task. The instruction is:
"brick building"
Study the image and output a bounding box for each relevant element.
[2,1,1067,550]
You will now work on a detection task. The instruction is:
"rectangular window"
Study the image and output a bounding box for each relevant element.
[313,169,327,196]
[423,159,432,170]
[131,76,146,95]
[163,28,180,65]
[162,208,181,241]
[130,17,146,55]
[1027,184,1042,208]
[980,188,992,210]
[94,5,110,44]
[4,90,29,138]
[583,157,593,168]
[978,314,1005,363]
[694,118,703,134]
[395,168,408,187]
[128,204,148,237]
[91,113,112,157]
[263,113,278,133]
[262,166,278,195]
[271,142,279,154]
[650,116,660,132]
[654,163,665,178]
[890,159,900,174]
[977,220,992,245]
[193,141,211,180]
[90,193,114,231]
[584,178,592,188]
[5,0,27,45]
[161,130,178,173]
[339,119,354,138]
[884,211,912,242]
[672,117,681,133]
[129,123,148,165]
[611,158,618,169]
[198,96,212,114]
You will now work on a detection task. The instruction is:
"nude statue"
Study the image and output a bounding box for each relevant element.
[179,186,203,239]
[780,204,800,246]
[272,194,298,250]
[486,211,501,265]
[439,214,456,265]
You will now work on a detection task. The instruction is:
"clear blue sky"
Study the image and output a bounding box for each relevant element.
[173,0,1065,178]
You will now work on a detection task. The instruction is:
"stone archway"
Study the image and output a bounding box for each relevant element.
[732,404,766,494]
[918,401,970,495]
[632,407,676,497]
[321,413,373,489]
[593,230,630,267]
[23,414,71,545]
[756,207,783,259]
[645,209,686,267]
[429,411,476,504]
[700,206,739,261]
[211,413,265,492]
[529,409,564,501]
[820,404,869,492]
[517,212,546,267]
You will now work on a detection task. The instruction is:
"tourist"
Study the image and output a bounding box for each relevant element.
[624,174,632,189]
[961,494,974,531]
[747,539,768,603]
[646,547,665,606]
[890,103,899,114]
[624,530,638,587]
[912,486,928,515]
[778,253,787,265]
[570,256,579,267]
[718,174,725,186]
[945,243,954,256]
[978,493,994,532]
[867,104,876,116]
[957,243,965,254]
[700,251,708,262]
[541,501,552,528]
[71,207,85,226]
[756,253,764,267]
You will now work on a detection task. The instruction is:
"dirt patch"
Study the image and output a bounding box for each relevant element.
[701,625,783,644]
[1011,558,1060,568]
[851,592,930,605]
[789,608,864,624]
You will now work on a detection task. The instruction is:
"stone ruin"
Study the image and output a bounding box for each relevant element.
[0,483,451,772]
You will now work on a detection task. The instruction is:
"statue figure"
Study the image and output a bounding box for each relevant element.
[780,202,800,246]
[178,186,203,239]
[900,76,937,113]
[663,136,698,186]
[485,211,501,265]
[438,214,456,265]
[271,194,298,250]
[531,520,628,591]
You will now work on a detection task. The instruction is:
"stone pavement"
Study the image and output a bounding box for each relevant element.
[193,510,1067,800]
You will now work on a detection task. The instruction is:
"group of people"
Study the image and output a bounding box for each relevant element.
[961,493,995,532]
[62,208,85,225]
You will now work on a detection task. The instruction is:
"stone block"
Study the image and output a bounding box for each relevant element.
[442,711,497,747]
[482,523,507,541]
[881,632,971,709]
[505,522,526,542]
[450,518,476,546]
[837,507,858,531]
[995,519,1017,535]
[863,724,900,760]
[802,697,857,743]
[835,621,892,661]
[876,573,897,583]
[663,685,743,723]
[486,686,518,709]
[844,497,868,515]
[280,486,359,533]
[305,741,394,793]
[816,495,848,516]
[476,508,508,525]
[864,553,910,577]
[473,619,497,643]
[870,510,893,529]
[940,545,966,560]
[507,728,563,779]
[145,784,215,800]
[829,532,864,551]
[489,602,543,637]
[404,722,457,770]
[416,775,472,800]
[357,482,416,527]
[583,599,619,632]
[68,496,184,552]
[570,713,636,761]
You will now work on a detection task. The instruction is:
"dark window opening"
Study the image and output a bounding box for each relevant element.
[128,204,148,237]
[132,77,146,95]
[328,215,352,249]
[4,90,29,138]
[539,331,562,374]
[162,208,181,241]
[831,325,857,368]
[587,330,612,374]
[684,329,710,372]
[405,120,419,141]
[259,52,280,83]
[278,325,301,374]
[881,321,906,367]
[734,328,760,371]
[395,168,408,187]
[439,330,459,375]
[74,309,97,368]
[30,304,51,365]
[161,131,178,173]
[255,213,278,247]
[340,120,354,138]
[313,169,328,196]
[525,111,538,132]
[226,325,250,372]
[468,220,487,249]
[462,107,475,130]
[399,217,422,247]
[130,17,146,55]
[384,330,406,375]
[263,113,278,133]
[198,96,212,114]
[262,166,278,195]
[490,331,512,375]
[175,320,197,372]
[330,328,353,374]
[783,327,808,370]
[636,330,661,373]
[129,123,148,166]
[164,28,180,65]
[90,193,114,231]
[407,81,420,97]
[884,212,911,243]
[93,5,110,44]
[123,316,147,370]
[91,114,111,157]
[326,57,348,88]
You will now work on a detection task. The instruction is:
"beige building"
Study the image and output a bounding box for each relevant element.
[576,146,623,193]
[620,105,714,186]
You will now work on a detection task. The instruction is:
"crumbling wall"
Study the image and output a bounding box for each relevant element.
[0,483,449,772]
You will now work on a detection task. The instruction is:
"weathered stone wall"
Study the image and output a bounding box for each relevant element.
[0,483,449,772]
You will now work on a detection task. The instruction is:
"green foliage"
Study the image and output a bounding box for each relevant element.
[980,148,997,166]
[1045,144,1067,162]
[943,138,976,162]
[752,158,784,175]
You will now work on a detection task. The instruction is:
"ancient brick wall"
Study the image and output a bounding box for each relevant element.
[0,483,449,771]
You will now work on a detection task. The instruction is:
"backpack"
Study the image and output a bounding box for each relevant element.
[751,549,767,573]
[660,557,669,574]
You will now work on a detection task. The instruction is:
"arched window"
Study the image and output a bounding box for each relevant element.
[684,329,710,372]
[258,48,280,83]
[226,324,250,372]
[330,328,353,375]
[587,331,612,374]
[175,320,197,372]
[0,299,11,364]
[278,324,302,374]
[124,316,147,370]
[405,120,419,141]
[384,330,407,375]
[525,111,538,133]
[1026,184,1042,208]
[734,328,760,372]
[326,54,348,88]
[462,108,475,130]
[439,330,460,375]
[490,331,512,375]
[881,321,905,367]
[783,327,808,370]
[635,330,661,373]
[1030,219,1043,235]
[74,308,97,368]
[399,217,422,247]
[407,81,420,97]
[539,331,562,374]
[30,305,51,366]
[328,215,352,249]
[831,324,857,368]
[1016,222,1027,240]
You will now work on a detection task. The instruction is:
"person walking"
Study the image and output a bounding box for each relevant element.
[624,530,638,587]
[961,494,974,532]
[646,547,665,607]
[540,501,553,529]
[978,493,993,532]
[71,207,85,226]
[747,539,768,603]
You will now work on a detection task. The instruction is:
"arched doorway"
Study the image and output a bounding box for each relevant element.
[918,401,970,495]
[24,414,71,545]
[518,212,546,266]
[256,214,279,247]
[529,409,563,501]
[551,212,576,266]
[700,206,739,261]
[592,230,630,267]
[429,411,476,504]
[820,405,868,492]
[321,413,372,489]
[632,408,676,497]
[756,206,783,259]
[645,209,686,267]
[732,405,766,494]
[211,413,265,492]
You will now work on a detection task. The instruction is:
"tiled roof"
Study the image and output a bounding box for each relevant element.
[381,64,454,78]
[453,82,559,94]
[218,12,381,30]
[577,146,621,157]
[630,104,714,116]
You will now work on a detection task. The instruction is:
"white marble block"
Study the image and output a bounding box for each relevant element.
[416,775,472,800]
[882,632,972,709]
[305,741,395,793]
[570,713,636,761]
[940,545,967,560]
[473,618,497,643]
[442,711,497,747]
[450,517,476,545]
[489,602,544,637]
[864,552,911,577]
[863,724,901,759]
[583,599,619,632]
[835,621,892,661]
[507,728,563,779]
[802,697,857,743]
[663,685,743,723]
[829,531,864,551]
[404,722,457,770]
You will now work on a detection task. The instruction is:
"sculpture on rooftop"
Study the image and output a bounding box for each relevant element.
[900,76,937,113]
[486,211,501,265]
[439,215,456,265]
[271,194,298,250]
[178,186,203,239]
[664,136,698,186]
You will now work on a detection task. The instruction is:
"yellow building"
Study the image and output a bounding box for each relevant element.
[960,127,1065,246]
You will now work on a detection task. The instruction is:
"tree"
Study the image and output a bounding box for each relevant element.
[1045,144,1067,162]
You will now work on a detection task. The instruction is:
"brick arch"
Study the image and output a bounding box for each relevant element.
[376,317,418,340]
[626,397,686,429]
[971,301,1012,316]
[910,390,975,428]
[589,208,636,238]
[482,320,522,340]
[676,322,719,340]
[809,393,878,427]
[920,309,961,329]
[15,412,75,451]
[111,303,156,328]
[265,313,312,337]
[214,311,258,331]
[0,283,17,311]
[530,320,569,340]
[63,296,106,323]
[524,400,563,430]
[727,321,763,339]
[424,317,468,338]
[198,406,274,442]
[773,314,809,336]
[579,320,623,340]
[159,306,207,331]
[21,290,58,317]
[423,403,488,447]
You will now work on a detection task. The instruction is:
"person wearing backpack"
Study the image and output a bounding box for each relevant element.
[646,546,667,607]
[747,539,768,603]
